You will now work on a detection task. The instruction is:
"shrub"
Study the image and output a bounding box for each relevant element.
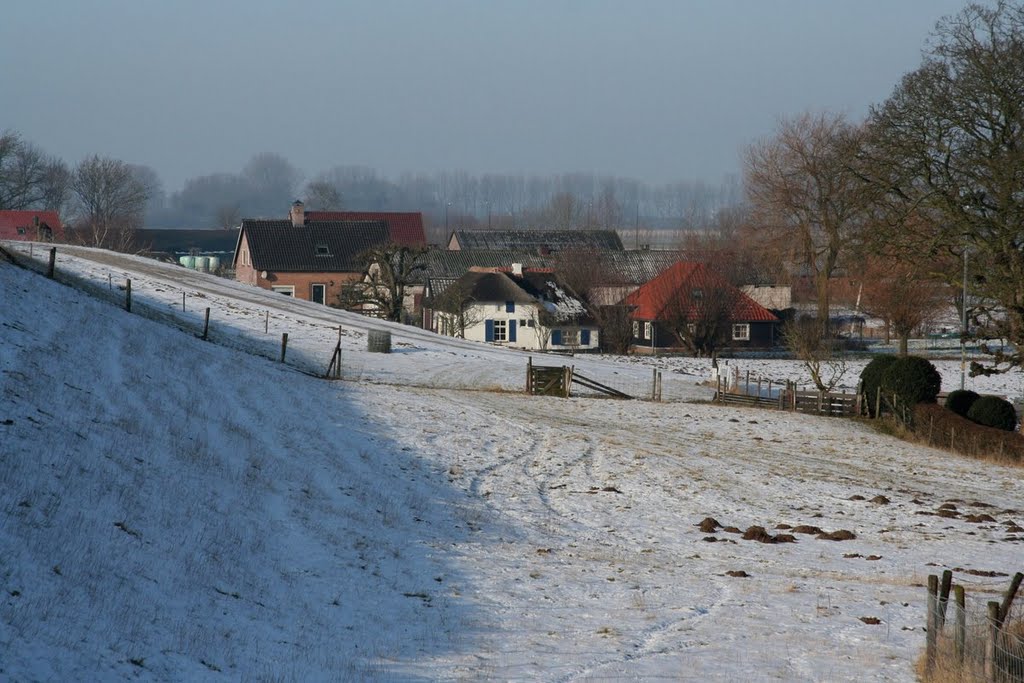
[966,395,1018,431]
[944,389,980,416]
[860,355,900,416]
[880,356,942,423]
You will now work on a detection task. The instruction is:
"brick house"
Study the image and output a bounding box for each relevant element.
[233,202,389,304]
[0,211,64,243]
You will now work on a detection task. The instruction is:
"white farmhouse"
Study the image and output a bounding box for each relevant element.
[429,265,599,352]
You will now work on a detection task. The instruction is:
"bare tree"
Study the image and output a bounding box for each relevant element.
[304,180,343,210]
[70,155,150,251]
[861,1,1024,374]
[782,316,847,392]
[857,252,949,355]
[745,112,873,335]
[243,152,301,216]
[431,278,485,338]
[339,244,427,322]
[215,203,241,230]
[0,130,68,211]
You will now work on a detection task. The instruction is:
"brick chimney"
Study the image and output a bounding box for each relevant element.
[290,200,305,227]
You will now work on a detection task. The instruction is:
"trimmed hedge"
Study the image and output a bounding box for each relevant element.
[880,356,942,424]
[966,395,1018,431]
[915,403,1023,462]
[860,355,900,417]
[944,389,981,417]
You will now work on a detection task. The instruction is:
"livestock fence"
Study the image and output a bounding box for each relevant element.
[713,372,861,417]
[922,571,1024,682]
[526,357,660,400]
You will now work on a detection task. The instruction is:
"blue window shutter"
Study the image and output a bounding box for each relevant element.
[485,319,495,342]
[581,329,591,345]
[506,301,515,313]
[552,329,562,346]
[509,319,517,342]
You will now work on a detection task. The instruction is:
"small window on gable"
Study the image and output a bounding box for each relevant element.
[506,301,515,313]
[16,227,26,235]
[315,244,331,257]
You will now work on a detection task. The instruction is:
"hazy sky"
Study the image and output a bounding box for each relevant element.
[2,1,972,193]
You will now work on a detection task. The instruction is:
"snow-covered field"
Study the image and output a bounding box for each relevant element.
[2,243,1022,681]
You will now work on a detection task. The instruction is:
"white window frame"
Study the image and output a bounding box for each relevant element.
[732,323,750,341]
[643,322,652,339]
[493,319,508,342]
[632,320,640,338]
[271,285,295,296]
[311,283,326,304]
[561,329,579,346]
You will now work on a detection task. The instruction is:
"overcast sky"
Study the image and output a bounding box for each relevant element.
[2,0,972,193]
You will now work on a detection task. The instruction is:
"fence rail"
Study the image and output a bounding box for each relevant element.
[714,380,861,417]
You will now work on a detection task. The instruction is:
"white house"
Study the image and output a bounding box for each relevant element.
[429,266,599,352]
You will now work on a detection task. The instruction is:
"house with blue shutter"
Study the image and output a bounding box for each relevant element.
[429,264,599,352]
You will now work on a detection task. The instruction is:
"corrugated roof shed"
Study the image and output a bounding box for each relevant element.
[450,229,624,252]
[306,211,426,247]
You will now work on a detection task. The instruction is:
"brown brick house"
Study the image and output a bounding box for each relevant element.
[233,202,389,304]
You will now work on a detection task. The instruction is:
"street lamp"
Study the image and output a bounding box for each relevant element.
[445,202,451,233]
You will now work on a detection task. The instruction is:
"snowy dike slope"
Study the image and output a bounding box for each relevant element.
[1,245,1022,682]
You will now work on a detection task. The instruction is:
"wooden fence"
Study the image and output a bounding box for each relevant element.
[526,358,641,400]
[714,379,861,417]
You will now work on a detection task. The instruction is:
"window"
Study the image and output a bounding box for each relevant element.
[520,319,528,328]
[314,244,332,257]
[560,329,579,346]
[505,301,515,313]
[493,319,507,342]
[692,288,703,300]
[732,323,750,341]
[633,321,640,338]
[16,227,25,235]
[311,283,326,304]
[644,322,652,339]
[271,285,295,296]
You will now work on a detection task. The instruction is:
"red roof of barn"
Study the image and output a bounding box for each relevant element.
[624,261,779,322]
[305,211,425,247]
[0,211,64,242]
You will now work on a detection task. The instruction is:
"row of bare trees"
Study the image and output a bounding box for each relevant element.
[741,1,1024,375]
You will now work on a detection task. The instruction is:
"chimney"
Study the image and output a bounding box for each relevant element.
[290,200,305,227]
[511,263,523,277]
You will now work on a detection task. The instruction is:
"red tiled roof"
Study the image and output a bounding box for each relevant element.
[306,211,426,247]
[624,261,778,322]
[0,210,64,242]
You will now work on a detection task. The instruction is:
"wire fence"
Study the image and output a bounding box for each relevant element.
[924,573,1024,682]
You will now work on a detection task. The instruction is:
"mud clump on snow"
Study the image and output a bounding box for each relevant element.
[791,525,823,535]
[697,517,721,533]
[870,495,890,505]
[848,495,866,501]
[742,526,794,544]
[722,526,742,534]
[965,514,996,523]
[818,530,857,541]
[936,508,960,518]
[725,570,750,578]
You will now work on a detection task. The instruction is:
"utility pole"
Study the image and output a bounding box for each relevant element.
[961,247,968,391]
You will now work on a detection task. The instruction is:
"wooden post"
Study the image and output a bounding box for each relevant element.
[657,371,662,401]
[202,307,211,340]
[182,292,186,312]
[280,333,288,363]
[954,585,966,665]
[926,574,938,677]
[997,571,1024,632]
[47,247,56,278]
[527,356,533,394]
[108,273,112,290]
[125,279,132,312]
[938,569,953,630]
[335,326,342,379]
[985,601,1000,681]
[756,379,762,403]
[652,367,657,401]
[745,369,750,395]
[265,311,269,334]
[875,386,882,419]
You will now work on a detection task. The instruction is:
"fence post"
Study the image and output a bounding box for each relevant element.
[657,371,662,401]
[954,585,966,665]
[280,333,288,363]
[125,279,132,312]
[875,386,882,419]
[985,601,1000,681]
[926,574,938,677]
[938,569,953,630]
[652,367,657,401]
[527,356,533,394]
[998,571,1024,632]
[335,326,343,379]
[47,247,56,278]
[745,369,750,395]
[202,307,211,340]
[265,310,269,334]
[182,292,186,312]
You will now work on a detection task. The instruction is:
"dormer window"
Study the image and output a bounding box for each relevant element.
[315,244,332,257]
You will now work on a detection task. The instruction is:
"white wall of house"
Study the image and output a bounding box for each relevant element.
[436,300,599,352]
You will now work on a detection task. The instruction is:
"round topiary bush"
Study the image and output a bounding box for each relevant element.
[880,356,942,423]
[860,355,900,416]
[966,395,1018,431]
[944,389,981,417]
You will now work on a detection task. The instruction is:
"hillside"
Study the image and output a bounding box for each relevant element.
[1,247,1022,681]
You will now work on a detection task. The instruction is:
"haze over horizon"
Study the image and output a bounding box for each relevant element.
[2,0,972,193]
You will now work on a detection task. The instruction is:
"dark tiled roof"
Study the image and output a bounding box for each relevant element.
[0,210,64,242]
[599,251,683,285]
[446,271,538,304]
[436,269,593,323]
[138,228,240,256]
[451,229,624,252]
[416,249,553,284]
[624,261,779,323]
[239,219,389,272]
[306,211,426,247]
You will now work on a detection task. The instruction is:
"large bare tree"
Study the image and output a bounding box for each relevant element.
[339,244,427,323]
[744,112,873,335]
[862,1,1024,374]
[70,155,150,252]
[0,130,69,211]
